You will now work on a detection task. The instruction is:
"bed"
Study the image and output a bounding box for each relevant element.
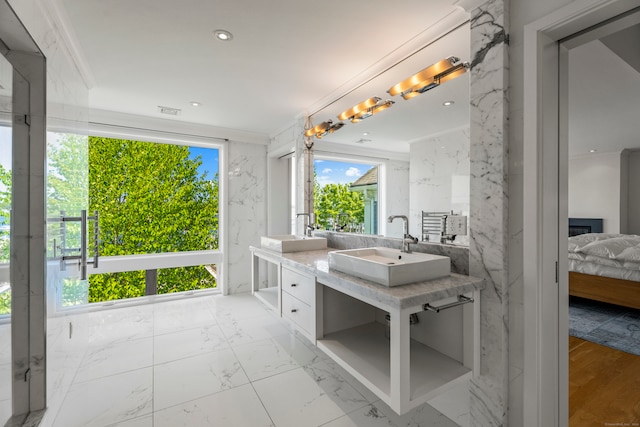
[568,232,640,310]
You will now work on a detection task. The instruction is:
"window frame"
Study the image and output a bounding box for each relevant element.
[312,153,383,235]
[46,121,228,310]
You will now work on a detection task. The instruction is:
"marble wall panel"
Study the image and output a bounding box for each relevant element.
[466,0,510,425]
[227,142,267,294]
[409,127,470,245]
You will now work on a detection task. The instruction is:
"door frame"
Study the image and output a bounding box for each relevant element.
[0,0,48,421]
[523,0,640,426]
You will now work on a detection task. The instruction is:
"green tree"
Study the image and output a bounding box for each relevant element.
[0,152,11,314]
[87,137,219,302]
[314,182,364,230]
[46,134,88,257]
[46,135,219,303]
[0,163,11,263]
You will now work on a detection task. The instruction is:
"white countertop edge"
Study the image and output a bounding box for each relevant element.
[250,246,484,310]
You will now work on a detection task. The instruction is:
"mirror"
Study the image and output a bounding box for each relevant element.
[310,23,471,244]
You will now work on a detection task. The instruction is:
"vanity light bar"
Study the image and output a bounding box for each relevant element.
[304,120,345,139]
[338,97,381,121]
[351,99,395,123]
[388,56,469,100]
[303,57,467,140]
[339,98,395,123]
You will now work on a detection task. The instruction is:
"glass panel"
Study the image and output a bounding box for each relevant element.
[0,49,12,425]
[88,271,145,302]
[47,134,221,305]
[46,132,90,308]
[157,265,217,295]
[314,159,377,234]
[88,138,220,255]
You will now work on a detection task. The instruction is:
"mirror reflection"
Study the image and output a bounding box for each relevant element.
[309,23,470,245]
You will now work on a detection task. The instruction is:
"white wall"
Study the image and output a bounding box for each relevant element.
[409,126,470,244]
[382,160,410,238]
[627,150,640,234]
[568,151,627,233]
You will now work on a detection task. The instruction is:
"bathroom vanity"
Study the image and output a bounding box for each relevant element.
[249,245,483,416]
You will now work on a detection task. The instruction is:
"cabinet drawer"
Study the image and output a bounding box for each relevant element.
[281,292,314,334]
[282,267,315,305]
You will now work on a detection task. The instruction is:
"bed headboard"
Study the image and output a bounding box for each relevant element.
[568,218,603,236]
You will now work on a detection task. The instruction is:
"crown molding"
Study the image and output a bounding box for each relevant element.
[453,0,488,13]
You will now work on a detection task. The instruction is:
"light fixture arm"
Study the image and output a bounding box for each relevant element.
[303,116,315,149]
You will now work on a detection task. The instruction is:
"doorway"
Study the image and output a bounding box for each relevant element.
[523,1,640,426]
[560,8,640,425]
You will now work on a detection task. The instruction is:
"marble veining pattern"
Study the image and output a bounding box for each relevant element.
[409,127,470,247]
[227,142,267,294]
[466,0,510,425]
[33,293,469,426]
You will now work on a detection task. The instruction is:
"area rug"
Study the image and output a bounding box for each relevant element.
[569,296,640,356]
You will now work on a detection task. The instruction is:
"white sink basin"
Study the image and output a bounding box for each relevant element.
[261,235,327,253]
[328,247,450,287]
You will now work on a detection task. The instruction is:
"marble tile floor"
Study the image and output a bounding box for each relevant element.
[5,293,470,427]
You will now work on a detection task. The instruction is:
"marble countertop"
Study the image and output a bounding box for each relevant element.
[250,246,484,311]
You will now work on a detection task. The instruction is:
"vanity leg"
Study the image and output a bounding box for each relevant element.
[276,262,282,315]
[251,251,259,294]
[390,308,411,414]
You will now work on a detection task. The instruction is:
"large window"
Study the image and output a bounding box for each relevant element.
[47,134,222,306]
[314,158,378,234]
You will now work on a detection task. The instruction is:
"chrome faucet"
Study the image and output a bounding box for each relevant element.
[337,213,350,231]
[296,212,314,237]
[388,215,418,253]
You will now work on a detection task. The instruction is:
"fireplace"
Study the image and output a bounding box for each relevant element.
[568,218,603,237]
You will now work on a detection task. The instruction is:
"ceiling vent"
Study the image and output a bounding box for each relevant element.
[158,106,181,116]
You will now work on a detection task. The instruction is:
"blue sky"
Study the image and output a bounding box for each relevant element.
[315,159,375,187]
[189,146,219,180]
[0,127,10,172]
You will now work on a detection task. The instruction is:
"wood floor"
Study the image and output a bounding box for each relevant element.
[569,336,640,426]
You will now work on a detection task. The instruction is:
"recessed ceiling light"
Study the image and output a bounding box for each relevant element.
[442,101,455,106]
[213,30,233,41]
[362,132,369,136]
[589,149,597,153]
[190,101,202,107]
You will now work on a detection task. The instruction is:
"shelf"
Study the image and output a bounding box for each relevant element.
[254,286,279,311]
[317,322,471,403]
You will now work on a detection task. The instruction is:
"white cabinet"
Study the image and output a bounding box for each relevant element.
[281,266,317,341]
[249,246,482,416]
[282,267,315,305]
